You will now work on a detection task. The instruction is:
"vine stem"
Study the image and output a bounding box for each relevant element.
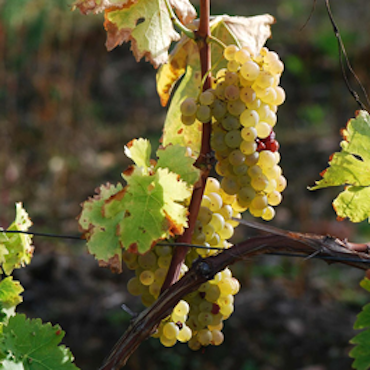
[161,0,212,292]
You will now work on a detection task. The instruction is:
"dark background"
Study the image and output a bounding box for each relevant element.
[1,0,370,369]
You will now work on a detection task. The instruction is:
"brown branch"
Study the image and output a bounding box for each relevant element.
[161,0,212,292]
[100,224,370,369]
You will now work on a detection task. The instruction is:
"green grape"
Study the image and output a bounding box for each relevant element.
[127,277,142,296]
[240,140,257,155]
[211,330,225,345]
[265,179,277,193]
[149,282,161,298]
[140,270,155,286]
[158,255,172,268]
[246,97,261,110]
[221,114,240,131]
[181,114,196,126]
[188,337,202,350]
[218,294,234,308]
[198,206,213,225]
[203,224,216,241]
[224,71,239,85]
[205,285,221,302]
[224,85,240,101]
[163,322,180,339]
[240,109,259,127]
[196,105,212,123]
[224,44,239,61]
[212,99,227,119]
[209,213,225,232]
[241,127,257,141]
[233,163,249,176]
[221,176,240,195]
[251,194,268,209]
[154,267,168,283]
[256,121,271,138]
[218,277,234,295]
[215,68,227,80]
[274,86,286,105]
[174,300,190,316]
[138,251,157,269]
[249,205,264,218]
[235,48,251,64]
[197,329,213,346]
[227,59,240,72]
[160,335,177,347]
[262,206,275,221]
[224,130,242,148]
[208,192,223,212]
[267,190,282,206]
[215,80,227,98]
[276,175,287,192]
[228,149,246,166]
[122,250,137,264]
[251,174,269,192]
[217,222,234,239]
[261,87,277,105]
[230,277,240,295]
[240,60,260,81]
[237,174,252,187]
[264,165,281,180]
[180,97,197,116]
[198,312,214,326]
[255,70,274,88]
[211,131,228,151]
[155,245,172,256]
[199,90,215,105]
[177,326,192,342]
[258,150,276,169]
[265,110,277,127]
[205,177,221,194]
[220,303,234,318]
[240,86,257,104]
[201,194,211,208]
[238,186,256,203]
[227,99,245,116]
[218,204,233,220]
[244,152,259,166]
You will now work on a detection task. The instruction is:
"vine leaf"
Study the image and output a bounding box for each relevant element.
[350,278,370,370]
[158,14,274,153]
[0,314,79,370]
[155,144,200,186]
[311,110,370,222]
[0,203,34,275]
[74,0,196,68]
[79,139,195,271]
[0,277,23,311]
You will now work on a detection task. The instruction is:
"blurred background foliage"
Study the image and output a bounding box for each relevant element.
[1,0,370,369]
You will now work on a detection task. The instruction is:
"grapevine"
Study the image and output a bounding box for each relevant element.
[1,1,370,370]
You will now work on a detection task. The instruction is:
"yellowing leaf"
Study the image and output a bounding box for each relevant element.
[311,111,370,222]
[104,0,181,67]
[124,138,152,170]
[79,139,192,269]
[0,277,23,311]
[220,14,275,55]
[169,0,196,25]
[73,0,136,15]
[0,203,34,276]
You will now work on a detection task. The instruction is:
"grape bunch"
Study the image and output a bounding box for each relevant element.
[123,177,242,349]
[181,45,287,221]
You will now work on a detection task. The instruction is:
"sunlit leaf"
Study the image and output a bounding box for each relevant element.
[311,111,370,222]
[0,315,79,370]
[0,204,34,275]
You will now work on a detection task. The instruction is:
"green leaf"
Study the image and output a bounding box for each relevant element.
[78,183,124,272]
[311,111,370,222]
[350,278,370,370]
[0,314,79,370]
[0,204,34,275]
[159,14,274,153]
[117,166,190,253]
[0,278,23,310]
[104,0,181,67]
[155,144,200,186]
[79,141,192,270]
[124,138,151,171]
